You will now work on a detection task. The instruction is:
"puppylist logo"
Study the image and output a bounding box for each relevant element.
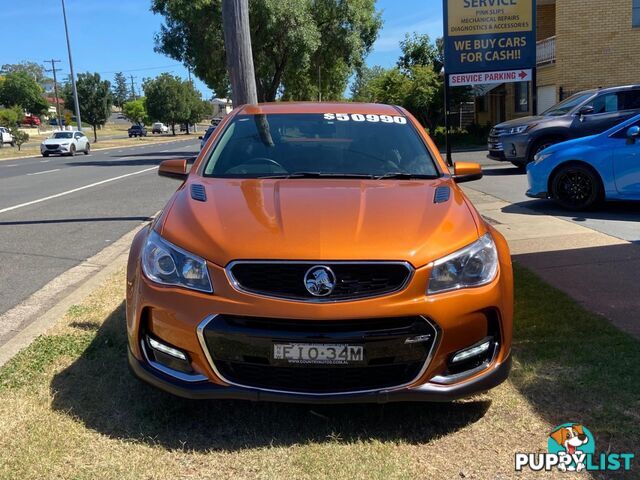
[515,423,635,473]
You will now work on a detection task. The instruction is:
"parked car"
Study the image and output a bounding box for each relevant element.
[489,84,640,168]
[127,102,513,403]
[527,113,640,210]
[22,115,41,126]
[0,127,15,148]
[40,130,90,157]
[152,122,169,134]
[179,123,195,132]
[128,125,147,137]
[198,124,217,149]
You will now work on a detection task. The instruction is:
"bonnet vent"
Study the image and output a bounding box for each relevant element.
[433,186,451,204]
[190,184,207,202]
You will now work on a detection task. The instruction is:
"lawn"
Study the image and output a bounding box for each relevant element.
[0,264,637,479]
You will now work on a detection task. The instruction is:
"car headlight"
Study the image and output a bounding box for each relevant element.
[428,233,499,294]
[141,230,213,293]
[504,125,531,135]
[533,152,553,164]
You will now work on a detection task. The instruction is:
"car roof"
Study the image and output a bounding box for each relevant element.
[239,102,403,116]
[590,84,640,95]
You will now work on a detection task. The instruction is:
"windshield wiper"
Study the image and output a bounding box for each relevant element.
[258,172,374,179]
[375,172,437,180]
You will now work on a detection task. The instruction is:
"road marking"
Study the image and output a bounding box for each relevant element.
[1,164,19,168]
[27,169,61,176]
[0,166,158,215]
[40,160,50,163]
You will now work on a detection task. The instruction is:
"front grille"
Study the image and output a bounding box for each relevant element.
[198,315,438,394]
[227,261,412,301]
[46,144,59,149]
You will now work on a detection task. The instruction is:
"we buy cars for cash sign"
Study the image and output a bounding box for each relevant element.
[443,0,536,77]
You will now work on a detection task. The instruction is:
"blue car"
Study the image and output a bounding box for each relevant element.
[527,114,640,210]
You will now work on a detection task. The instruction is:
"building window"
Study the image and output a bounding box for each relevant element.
[514,82,529,113]
[634,0,640,27]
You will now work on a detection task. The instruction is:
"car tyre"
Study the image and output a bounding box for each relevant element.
[511,160,527,170]
[84,143,90,155]
[42,152,49,157]
[529,138,561,164]
[68,144,76,157]
[129,134,133,138]
[551,164,602,211]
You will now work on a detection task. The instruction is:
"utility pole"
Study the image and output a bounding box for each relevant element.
[221,0,257,105]
[44,59,63,130]
[129,75,137,100]
[61,0,82,131]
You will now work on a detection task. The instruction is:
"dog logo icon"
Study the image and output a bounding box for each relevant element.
[548,423,595,472]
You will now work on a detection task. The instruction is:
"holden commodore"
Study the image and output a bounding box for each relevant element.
[127,102,513,403]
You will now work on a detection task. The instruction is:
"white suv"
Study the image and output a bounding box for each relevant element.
[0,127,15,148]
[152,122,169,134]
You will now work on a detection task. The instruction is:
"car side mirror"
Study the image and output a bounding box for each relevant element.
[158,159,188,180]
[578,105,595,117]
[626,125,640,145]
[452,162,483,183]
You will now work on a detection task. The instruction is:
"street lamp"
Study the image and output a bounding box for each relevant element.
[61,0,82,131]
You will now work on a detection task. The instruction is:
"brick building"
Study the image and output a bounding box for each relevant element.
[475,0,640,126]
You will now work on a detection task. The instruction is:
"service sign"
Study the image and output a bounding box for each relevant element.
[443,0,536,76]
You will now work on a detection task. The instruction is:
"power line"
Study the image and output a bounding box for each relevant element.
[97,64,183,75]
[44,59,63,128]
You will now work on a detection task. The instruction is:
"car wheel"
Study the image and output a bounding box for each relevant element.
[10,141,15,147]
[551,164,602,211]
[68,144,76,157]
[529,138,561,164]
[84,143,90,155]
[42,152,49,157]
[129,134,132,138]
[511,160,527,171]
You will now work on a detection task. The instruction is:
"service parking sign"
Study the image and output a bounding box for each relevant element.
[443,0,536,77]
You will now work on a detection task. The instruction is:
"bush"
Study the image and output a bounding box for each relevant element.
[426,123,492,149]
[10,128,29,151]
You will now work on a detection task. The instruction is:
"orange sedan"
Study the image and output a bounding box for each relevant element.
[127,102,513,402]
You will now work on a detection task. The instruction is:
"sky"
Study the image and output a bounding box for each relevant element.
[0,0,444,98]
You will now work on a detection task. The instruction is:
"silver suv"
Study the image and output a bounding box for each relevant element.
[488,85,640,168]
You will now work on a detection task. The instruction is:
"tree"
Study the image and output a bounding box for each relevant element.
[350,65,385,101]
[122,98,147,124]
[112,72,130,108]
[151,0,381,102]
[64,73,112,142]
[0,72,49,115]
[0,62,50,86]
[0,106,22,128]
[180,82,208,133]
[397,33,440,73]
[143,73,189,135]
[9,128,29,151]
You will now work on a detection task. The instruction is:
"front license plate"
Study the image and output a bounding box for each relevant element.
[273,343,364,365]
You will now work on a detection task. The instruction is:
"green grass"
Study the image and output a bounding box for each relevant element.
[510,264,640,454]
[0,265,638,478]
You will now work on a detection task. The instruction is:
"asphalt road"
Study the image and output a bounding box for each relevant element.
[452,150,640,243]
[0,139,199,316]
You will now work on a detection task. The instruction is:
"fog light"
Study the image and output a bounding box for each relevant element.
[148,335,187,361]
[451,339,491,364]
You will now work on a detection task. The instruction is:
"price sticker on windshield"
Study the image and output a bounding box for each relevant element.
[323,113,407,124]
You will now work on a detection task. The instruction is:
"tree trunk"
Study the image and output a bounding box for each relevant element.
[186,123,190,135]
[222,0,258,106]
[93,125,97,143]
[171,123,175,135]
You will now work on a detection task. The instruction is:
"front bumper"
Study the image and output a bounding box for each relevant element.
[487,133,530,163]
[129,348,511,403]
[525,163,549,198]
[41,145,70,154]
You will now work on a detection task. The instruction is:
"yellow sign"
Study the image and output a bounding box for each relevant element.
[447,0,533,37]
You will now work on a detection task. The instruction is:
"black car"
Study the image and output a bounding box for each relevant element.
[128,125,147,137]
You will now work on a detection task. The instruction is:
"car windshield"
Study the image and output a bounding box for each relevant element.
[202,113,439,178]
[542,92,594,116]
[52,132,73,139]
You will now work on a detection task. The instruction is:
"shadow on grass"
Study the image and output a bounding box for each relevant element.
[509,264,640,467]
[50,302,490,451]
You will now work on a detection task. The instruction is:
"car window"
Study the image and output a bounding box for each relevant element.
[619,90,640,110]
[53,132,73,139]
[611,118,640,138]
[542,92,594,116]
[202,113,439,178]
[591,93,620,114]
